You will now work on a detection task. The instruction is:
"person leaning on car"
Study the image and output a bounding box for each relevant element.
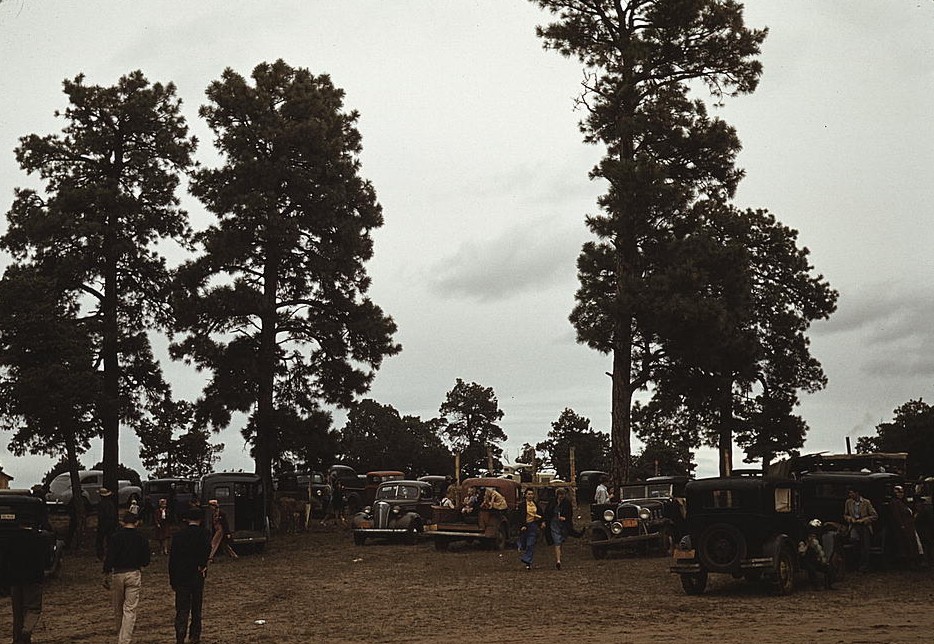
[104,512,151,644]
[844,487,877,572]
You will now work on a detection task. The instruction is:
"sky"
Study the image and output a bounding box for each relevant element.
[1,1,934,486]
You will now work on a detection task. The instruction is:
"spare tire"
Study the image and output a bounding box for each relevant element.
[698,523,747,573]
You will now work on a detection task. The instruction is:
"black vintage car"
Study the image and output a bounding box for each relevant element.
[589,476,686,559]
[200,472,269,552]
[0,490,64,585]
[351,480,436,545]
[799,470,902,567]
[670,476,811,595]
[274,471,330,518]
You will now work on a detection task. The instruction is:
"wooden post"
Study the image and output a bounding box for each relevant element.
[486,446,494,475]
[569,446,578,515]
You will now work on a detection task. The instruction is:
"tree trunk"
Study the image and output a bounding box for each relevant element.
[101,220,120,494]
[718,377,733,477]
[255,241,280,518]
[65,431,85,550]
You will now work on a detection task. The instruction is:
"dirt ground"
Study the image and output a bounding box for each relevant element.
[5,517,934,644]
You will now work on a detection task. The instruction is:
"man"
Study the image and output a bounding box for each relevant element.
[844,486,877,572]
[169,508,212,644]
[104,512,151,644]
[594,476,611,506]
[2,495,52,644]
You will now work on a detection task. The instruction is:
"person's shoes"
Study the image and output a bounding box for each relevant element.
[555,562,561,570]
[525,563,531,570]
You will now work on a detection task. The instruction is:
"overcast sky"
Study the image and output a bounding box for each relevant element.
[2,1,934,486]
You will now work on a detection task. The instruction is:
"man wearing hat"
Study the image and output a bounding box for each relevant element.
[104,512,150,644]
[169,508,212,644]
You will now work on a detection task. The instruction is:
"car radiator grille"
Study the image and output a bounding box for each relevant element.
[375,501,390,529]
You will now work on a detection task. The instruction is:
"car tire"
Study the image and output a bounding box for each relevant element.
[772,546,796,595]
[680,571,708,595]
[697,523,747,573]
[658,526,675,557]
[590,527,609,560]
[405,521,422,546]
[353,532,366,546]
[433,537,449,552]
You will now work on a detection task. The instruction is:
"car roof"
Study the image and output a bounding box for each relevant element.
[686,476,798,492]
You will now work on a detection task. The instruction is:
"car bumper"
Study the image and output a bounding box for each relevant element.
[670,555,774,574]
[590,532,661,548]
[353,528,420,537]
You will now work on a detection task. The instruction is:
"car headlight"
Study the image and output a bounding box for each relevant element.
[392,506,400,514]
[315,490,322,496]
[603,509,615,522]
[638,508,651,521]
[610,521,624,535]
[363,506,371,515]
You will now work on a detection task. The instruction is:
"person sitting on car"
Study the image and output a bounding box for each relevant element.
[461,487,480,515]
[439,485,457,509]
[480,487,507,511]
[798,519,833,589]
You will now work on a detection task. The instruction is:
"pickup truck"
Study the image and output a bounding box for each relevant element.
[425,477,522,551]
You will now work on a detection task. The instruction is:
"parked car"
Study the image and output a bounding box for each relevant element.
[0,490,64,582]
[417,475,452,502]
[425,477,522,551]
[200,472,269,552]
[588,476,686,559]
[46,470,141,512]
[141,478,195,521]
[327,465,405,514]
[351,480,437,545]
[799,470,903,568]
[577,470,608,506]
[274,471,330,518]
[670,476,814,595]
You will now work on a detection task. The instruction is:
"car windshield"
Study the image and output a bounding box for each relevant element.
[376,484,420,501]
[310,473,325,484]
[647,484,673,498]
[620,485,648,500]
[695,488,760,510]
[145,481,175,494]
[49,474,71,494]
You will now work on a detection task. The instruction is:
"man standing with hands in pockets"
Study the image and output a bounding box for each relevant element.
[169,508,212,644]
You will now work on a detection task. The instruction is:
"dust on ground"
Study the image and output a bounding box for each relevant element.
[5,520,934,644]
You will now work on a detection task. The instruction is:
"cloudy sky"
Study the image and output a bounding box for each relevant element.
[2,1,933,486]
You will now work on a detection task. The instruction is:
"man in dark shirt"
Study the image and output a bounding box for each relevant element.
[104,512,150,644]
[169,508,212,644]
[96,487,118,563]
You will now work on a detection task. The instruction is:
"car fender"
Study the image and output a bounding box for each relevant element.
[396,511,422,530]
[762,533,796,567]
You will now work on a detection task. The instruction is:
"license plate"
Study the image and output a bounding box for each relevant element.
[673,549,696,560]
[0,513,14,521]
[622,518,638,528]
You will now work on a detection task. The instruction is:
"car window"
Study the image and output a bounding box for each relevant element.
[214,486,231,499]
[647,484,672,498]
[80,473,100,485]
[621,485,647,500]
[376,485,398,500]
[774,487,793,513]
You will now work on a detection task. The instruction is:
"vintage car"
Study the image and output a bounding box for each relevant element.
[425,477,522,551]
[0,490,64,583]
[588,476,686,559]
[328,465,405,514]
[141,478,196,521]
[577,470,608,506]
[417,475,452,501]
[200,472,269,552]
[351,480,436,545]
[274,471,330,518]
[799,470,903,568]
[46,470,141,512]
[670,476,813,595]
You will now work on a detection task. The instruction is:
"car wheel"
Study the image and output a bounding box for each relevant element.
[405,521,422,546]
[433,537,449,552]
[353,532,366,546]
[773,546,795,595]
[680,571,708,595]
[590,527,609,559]
[697,523,747,573]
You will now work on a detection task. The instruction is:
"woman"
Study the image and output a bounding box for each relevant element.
[891,485,923,567]
[518,488,542,570]
[543,487,574,570]
[154,497,170,555]
[208,499,238,561]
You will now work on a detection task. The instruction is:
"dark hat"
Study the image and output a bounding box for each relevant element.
[121,512,139,524]
[184,508,204,522]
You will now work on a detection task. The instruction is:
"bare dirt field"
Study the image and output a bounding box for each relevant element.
[5,518,934,644]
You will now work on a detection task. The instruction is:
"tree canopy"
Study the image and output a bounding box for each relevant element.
[858,398,934,479]
[536,407,610,480]
[3,70,196,491]
[172,60,400,497]
[439,379,507,476]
